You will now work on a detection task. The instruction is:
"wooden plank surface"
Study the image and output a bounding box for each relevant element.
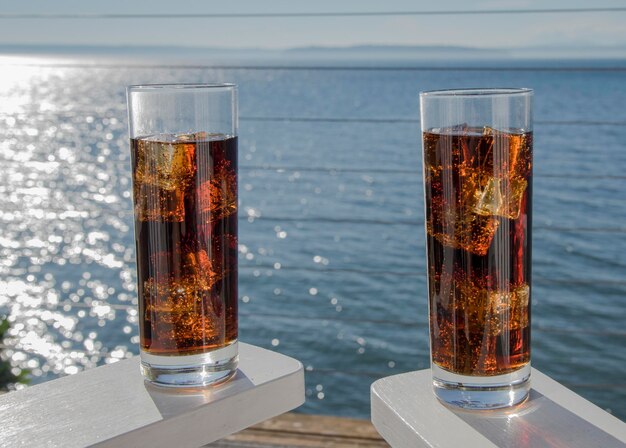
[371,368,626,448]
[212,412,389,447]
[0,343,304,448]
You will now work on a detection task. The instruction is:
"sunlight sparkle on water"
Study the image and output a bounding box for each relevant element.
[0,62,138,382]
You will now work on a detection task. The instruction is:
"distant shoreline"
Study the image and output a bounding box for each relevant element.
[0,43,625,60]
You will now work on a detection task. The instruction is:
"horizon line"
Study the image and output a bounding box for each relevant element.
[1,43,626,52]
[1,7,626,19]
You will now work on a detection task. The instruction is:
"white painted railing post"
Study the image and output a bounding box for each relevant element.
[0,343,304,448]
[370,368,626,448]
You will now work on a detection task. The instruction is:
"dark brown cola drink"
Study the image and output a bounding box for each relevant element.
[131,133,238,356]
[423,126,532,376]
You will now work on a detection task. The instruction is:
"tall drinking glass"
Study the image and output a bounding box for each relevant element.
[127,84,238,387]
[420,88,533,409]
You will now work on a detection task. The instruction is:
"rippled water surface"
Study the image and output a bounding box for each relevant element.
[0,56,625,419]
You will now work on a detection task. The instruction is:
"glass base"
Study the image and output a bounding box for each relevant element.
[432,363,530,410]
[140,341,238,388]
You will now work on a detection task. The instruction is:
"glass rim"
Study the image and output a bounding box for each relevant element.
[420,88,533,98]
[127,83,236,92]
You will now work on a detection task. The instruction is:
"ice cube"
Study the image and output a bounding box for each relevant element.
[456,280,530,337]
[150,313,219,348]
[427,205,500,256]
[134,139,195,191]
[184,250,220,291]
[175,132,205,142]
[425,126,531,255]
[471,176,527,219]
[144,271,220,334]
[483,127,531,178]
[425,130,500,256]
[143,276,202,317]
[469,127,530,219]
[132,137,196,222]
[197,160,237,221]
[143,249,223,314]
[134,184,185,222]
[472,177,504,217]
[142,243,234,347]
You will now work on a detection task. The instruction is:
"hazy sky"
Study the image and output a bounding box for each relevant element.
[1,0,626,49]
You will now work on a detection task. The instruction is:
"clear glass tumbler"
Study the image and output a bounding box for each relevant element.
[420,88,533,409]
[127,84,238,387]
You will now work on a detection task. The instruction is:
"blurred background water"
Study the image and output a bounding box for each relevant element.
[0,56,625,420]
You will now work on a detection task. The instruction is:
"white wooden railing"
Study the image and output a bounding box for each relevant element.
[371,368,626,447]
[0,343,304,448]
